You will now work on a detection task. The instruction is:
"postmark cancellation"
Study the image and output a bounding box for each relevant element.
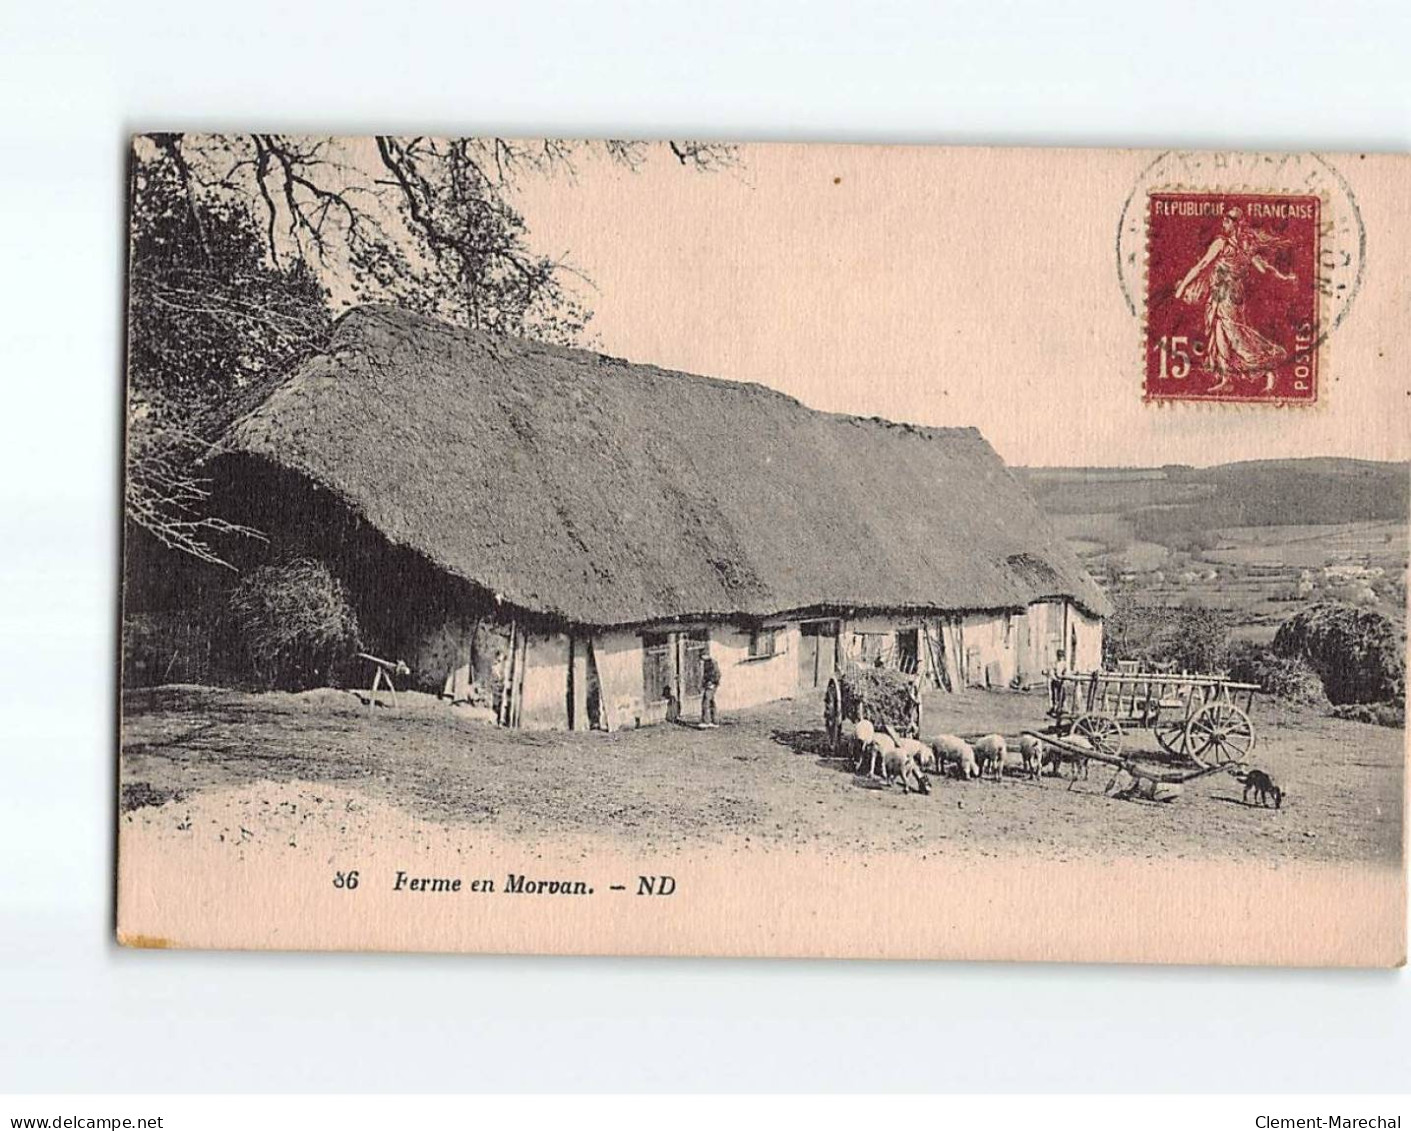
[1117,151,1365,408]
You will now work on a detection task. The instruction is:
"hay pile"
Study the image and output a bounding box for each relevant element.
[839,664,920,730]
[225,558,361,690]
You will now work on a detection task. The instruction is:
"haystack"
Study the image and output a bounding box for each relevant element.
[837,664,920,732]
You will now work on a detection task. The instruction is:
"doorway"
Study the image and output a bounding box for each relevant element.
[679,629,709,702]
[798,620,839,689]
[895,628,919,675]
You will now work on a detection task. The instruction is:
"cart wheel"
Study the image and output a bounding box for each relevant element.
[1073,713,1122,757]
[1185,701,1255,768]
[1153,715,1188,758]
[824,677,842,754]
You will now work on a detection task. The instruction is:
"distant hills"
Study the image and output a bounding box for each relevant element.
[1017,458,1409,535]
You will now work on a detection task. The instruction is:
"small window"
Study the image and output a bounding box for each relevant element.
[748,626,779,659]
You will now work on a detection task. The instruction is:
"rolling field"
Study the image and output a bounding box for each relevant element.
[1209,521,1407,568]
[1025,460,1408,635]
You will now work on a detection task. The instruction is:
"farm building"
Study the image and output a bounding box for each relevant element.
[207,306,1110,730]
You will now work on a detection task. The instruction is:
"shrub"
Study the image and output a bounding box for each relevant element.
[1272,602,1405,705]
[1103,597,1230,673]
[1222,640,1328,706]
[1328,702,1405,729]
[225,558,361,689]
[122,607,219,687]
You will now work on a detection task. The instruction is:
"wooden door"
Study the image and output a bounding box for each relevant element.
[642,632,675,705]
[798,621,839,689]
[798,631,819,689]
[680,630,708,700]
[818,629,837,684]
[1044,605,1064,672]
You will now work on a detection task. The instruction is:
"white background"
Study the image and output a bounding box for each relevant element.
[1,0,1407,1094]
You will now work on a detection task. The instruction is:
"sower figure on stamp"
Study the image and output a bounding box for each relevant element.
[700,645,721,728]
[1174,206,1297,394]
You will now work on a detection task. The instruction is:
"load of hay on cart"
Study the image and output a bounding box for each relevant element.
[824,663,922,754]
[1047,669,1262,768]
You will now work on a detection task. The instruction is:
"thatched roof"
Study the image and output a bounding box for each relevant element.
[218,306,1111,627]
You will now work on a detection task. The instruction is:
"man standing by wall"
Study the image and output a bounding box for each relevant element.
[700,645,721,728]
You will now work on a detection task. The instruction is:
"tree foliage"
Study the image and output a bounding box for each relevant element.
[1222,640,1328,705]
[125,133,736,566]
[126,136,333,565]
[1102,597,1231,674]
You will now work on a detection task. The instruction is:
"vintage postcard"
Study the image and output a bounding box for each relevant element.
[118,138,1407,964]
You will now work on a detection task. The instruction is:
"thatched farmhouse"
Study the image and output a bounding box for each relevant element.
[209,306,1110,730]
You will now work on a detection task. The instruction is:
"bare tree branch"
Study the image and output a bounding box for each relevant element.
[125,133,740,565]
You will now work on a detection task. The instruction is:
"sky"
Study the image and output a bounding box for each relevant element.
[511,143,1409,468]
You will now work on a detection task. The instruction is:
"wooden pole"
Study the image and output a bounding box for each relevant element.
[500,621,517,727]
[510,632,525,729]
[516,633,529,728]
[515,623,524,725]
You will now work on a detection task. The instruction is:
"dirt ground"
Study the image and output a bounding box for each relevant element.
[118,683,1406,866]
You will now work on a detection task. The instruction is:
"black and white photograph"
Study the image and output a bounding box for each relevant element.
[115,136,1406,964]
[3,0,1410,1111]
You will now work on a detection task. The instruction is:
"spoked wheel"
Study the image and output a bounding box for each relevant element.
[1153,714,1189,758]
[1072,713,1123,757]
[1185,701,1255,768]
[824,677,842,754]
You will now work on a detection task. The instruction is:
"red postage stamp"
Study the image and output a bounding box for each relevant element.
[1145,192,1320,404]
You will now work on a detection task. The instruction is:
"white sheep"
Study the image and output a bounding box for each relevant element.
[1019,734,1046,782]
[892,735,934,790]
[861,732,896,778]
[882,746,931,794]
[929,734,979,780]
[973,734,1008,782]
[852,718,877,772]
[956,744,980,780]
[913,742,938,774]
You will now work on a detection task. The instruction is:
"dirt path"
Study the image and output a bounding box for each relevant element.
[119,684,1405,866]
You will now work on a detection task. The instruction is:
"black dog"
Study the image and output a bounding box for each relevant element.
[1236,769,1283,809]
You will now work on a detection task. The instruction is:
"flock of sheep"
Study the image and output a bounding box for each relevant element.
[839,718,1092,795]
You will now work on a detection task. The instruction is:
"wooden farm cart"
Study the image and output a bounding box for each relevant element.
[1048,670,1262,768]
[825,663,923,754]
